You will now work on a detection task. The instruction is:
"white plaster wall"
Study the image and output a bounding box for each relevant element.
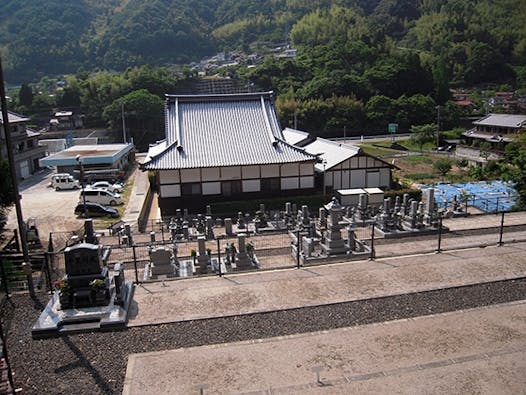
[300,163,314,176]
[341,170,350,189]
[367,157,378,167]
[281,163,299,177]
[380,168,391,187]
[358,156,367,168]
[160,184,181,198]
[367,171,380,187]
[201,167,220,181]
[159,170,180,184]
[325,171,333,187]
[281,177,299,190]
[261,164,280,178]
[351,169,366,188]
[202,182,221,195]
[243,179,260,192]
[242,166,260,179]
[350,157,359,168]
[180,168,200,183]
[221,166,241,180]
[333,171,342,190]
[300,176,314,189]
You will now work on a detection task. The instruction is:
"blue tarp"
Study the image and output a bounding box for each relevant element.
[422,181,517,212]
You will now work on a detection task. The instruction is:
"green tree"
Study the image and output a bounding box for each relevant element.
[410,123,436,151]
[18,83,33,107]
[103,89,164,150]
[433,158,453,176]
[504,134,526,208]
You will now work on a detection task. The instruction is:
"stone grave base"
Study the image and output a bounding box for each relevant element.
[377,225,449,239]
[31,281,134,339]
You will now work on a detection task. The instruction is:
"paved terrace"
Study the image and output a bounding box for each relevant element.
[123,240,526,394]
[124,301,526,394]
[128,241,526,326]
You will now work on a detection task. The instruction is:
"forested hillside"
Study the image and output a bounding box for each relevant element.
[1,0,525,86]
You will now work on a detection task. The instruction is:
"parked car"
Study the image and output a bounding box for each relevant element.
[89,181,123,194]
[51,174,80,191]
[80,188,122,205]
[74,202,119,218]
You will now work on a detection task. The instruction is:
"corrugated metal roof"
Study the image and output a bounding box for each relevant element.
[142,93,316,170]
[474,113,526,128]
[282,128,361,171]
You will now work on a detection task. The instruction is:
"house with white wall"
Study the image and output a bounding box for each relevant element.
[282,128,393,193]
[0,110,46,180]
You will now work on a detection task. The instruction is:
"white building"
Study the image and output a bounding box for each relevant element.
[141,92,318,215]
[283,128,393,192]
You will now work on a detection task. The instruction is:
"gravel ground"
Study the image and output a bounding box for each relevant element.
[2,278,526,395]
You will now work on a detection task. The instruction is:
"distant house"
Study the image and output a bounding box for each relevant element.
[488,92,517,112]
[49,111,84,130]
[141,92,318,215]
[282,128,394,192]
[463,113,526,145]
[459,113,526,165]
[0,110,46,180]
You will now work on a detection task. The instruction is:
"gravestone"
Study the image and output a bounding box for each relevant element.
[321,197,348,255]
[197,236,209,274]
[84,219,98,244]
[206,216,214,239]
[224,218,233,236]
[237,212,245,229]
[234,233,252,269]
[148,246,177,278]
[319,207,327,228]
[60,243,110,309]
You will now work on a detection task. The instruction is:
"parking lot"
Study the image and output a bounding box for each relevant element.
[6,169,102,240]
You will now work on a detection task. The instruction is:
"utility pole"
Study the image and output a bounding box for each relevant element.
[121,101,127,144]
[0,56,29,263]
[436,105,441,149]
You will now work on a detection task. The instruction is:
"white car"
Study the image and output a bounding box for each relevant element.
[80,188,122,205]
[88,181,123,194]
[51,174,80,191]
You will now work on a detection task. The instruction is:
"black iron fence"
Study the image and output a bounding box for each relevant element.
[2,210,525,300]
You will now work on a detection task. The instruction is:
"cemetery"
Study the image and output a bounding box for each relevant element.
[31,219,134,338]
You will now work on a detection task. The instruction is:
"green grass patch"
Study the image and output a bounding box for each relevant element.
[403,155,434,165]
[404,173,436,181]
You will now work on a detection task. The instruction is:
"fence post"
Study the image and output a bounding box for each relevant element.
[296,229,301,269]
[369,222,376,261]
[217,238,222,277]
[436,213,443,253]
[498,211,505,247]
[0,256,9,299]
[44,253,53,294]
[132,242,139,284]
[21,262,35,298]
[161,221,165,243]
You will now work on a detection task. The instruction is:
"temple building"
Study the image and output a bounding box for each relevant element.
[141,92,318,214]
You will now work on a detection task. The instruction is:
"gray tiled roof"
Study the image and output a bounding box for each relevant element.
[142,92,317,170]
[283,128,362,171]
[474,113,526,128]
